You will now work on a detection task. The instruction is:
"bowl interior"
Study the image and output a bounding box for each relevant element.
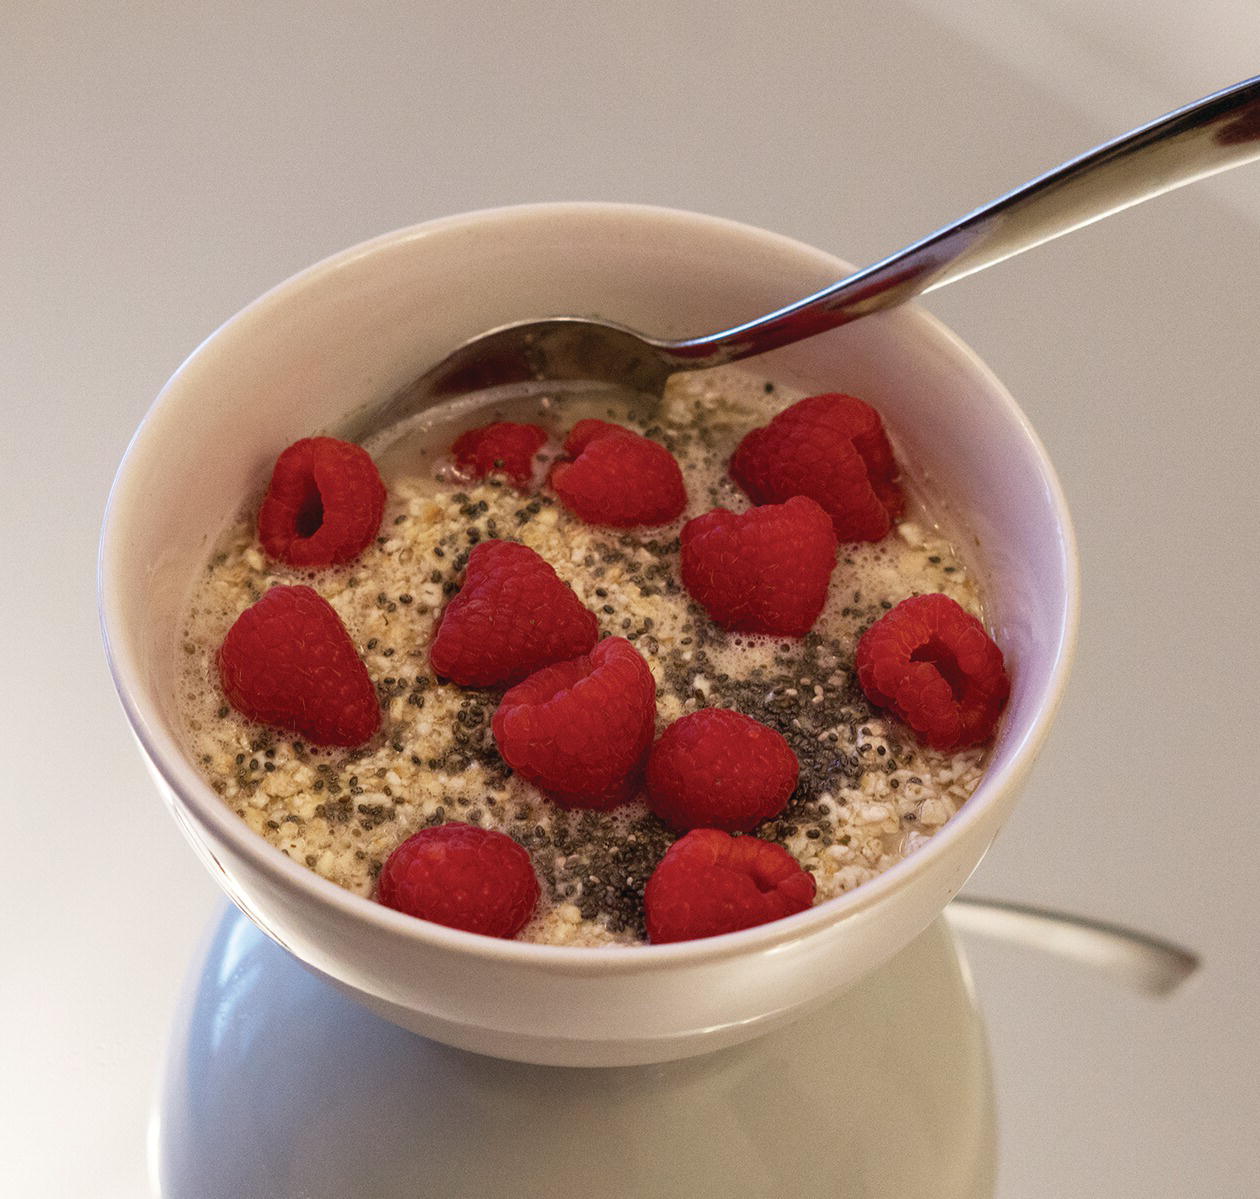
[101,203,1076,957]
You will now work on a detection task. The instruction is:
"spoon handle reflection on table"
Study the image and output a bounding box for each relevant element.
[947,895,1199,997]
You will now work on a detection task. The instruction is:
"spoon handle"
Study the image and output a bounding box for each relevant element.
[667,74,1260,367]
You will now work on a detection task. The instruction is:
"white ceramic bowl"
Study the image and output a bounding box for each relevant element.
[100,203,1078,1067]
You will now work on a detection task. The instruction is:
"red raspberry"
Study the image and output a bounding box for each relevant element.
[451,421,548,489]
[856,593,1010,750]
[258,437,387,567]
[680,496,837,637]
[643,829,816,944]
[647,709,798,832]
[730,394,902,542]
[429,540,598,687]
[492,637,656,809]
[549,419,687,527]
[217,584,380,747]
[378,823,540,938]
[775,394,902,516]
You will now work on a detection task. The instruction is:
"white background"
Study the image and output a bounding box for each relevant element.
[4,3,1258,1195]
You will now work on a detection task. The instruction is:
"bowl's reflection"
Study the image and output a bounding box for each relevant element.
[157,909,995,1198]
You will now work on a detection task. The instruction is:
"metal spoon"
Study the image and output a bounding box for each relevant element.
[359,74,1260,437]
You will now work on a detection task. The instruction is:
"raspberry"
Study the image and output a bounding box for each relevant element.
[549,419,686,527]
[258,437,387,567]
[855,593,1010,750]
[647,709,798,832]
[377,823,540,938]
[429,540,598,687]
[643,829,816,944]
[217,584,380,747]
[730,394,902,542]
[680,496,837,637]
[451,421,548,489]
[492,637,656,809]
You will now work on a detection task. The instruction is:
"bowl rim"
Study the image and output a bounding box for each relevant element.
[98,201,1080,975]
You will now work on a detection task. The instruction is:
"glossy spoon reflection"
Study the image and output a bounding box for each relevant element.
[948,895,1199,996]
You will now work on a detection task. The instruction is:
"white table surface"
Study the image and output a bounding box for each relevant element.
[4,4,1258,1196]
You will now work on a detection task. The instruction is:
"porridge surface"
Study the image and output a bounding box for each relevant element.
[179,368,987,945]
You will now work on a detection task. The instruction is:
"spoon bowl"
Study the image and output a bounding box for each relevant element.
[358,317,676,438]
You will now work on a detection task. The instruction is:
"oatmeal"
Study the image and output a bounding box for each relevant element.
[178,367,988,945]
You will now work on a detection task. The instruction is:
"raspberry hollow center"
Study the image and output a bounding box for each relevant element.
[295,482,324,539]
[911,638,968,700]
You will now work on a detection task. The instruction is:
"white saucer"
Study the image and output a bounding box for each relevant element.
[156,909,995,1198]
